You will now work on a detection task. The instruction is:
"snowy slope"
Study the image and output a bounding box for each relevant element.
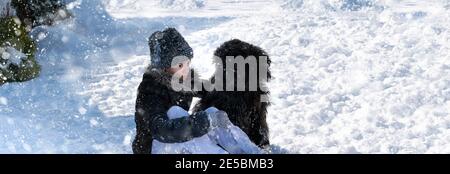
[104,0,278,18]
[0,0,450,153]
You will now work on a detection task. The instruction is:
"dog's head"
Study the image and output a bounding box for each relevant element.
[213,39,271,92]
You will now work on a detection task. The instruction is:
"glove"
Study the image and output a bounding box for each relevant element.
[191,111,211,135]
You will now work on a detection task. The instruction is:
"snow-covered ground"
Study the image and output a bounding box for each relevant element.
[0,0,449,153]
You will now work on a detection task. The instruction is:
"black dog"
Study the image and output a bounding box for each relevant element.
[194,39,271,148]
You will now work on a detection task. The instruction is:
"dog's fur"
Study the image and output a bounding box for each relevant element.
[194,39,271,148]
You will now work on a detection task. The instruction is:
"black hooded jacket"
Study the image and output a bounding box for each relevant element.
[132,67,209,154]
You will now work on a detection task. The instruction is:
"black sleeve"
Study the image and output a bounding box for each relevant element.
[151,111,210,143]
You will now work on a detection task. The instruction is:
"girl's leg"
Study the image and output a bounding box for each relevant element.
[207,111,262,154]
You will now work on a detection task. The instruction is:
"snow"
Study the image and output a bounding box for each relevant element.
[1,46,28,66]
[159,0,206,10]
[0,0,450,153]
[0,0,15,16]
[0,97,7,105]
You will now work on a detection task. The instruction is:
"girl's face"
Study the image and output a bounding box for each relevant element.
[166,60,191,80]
